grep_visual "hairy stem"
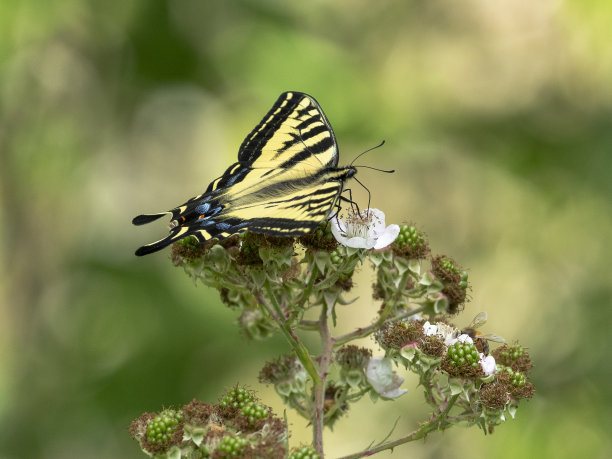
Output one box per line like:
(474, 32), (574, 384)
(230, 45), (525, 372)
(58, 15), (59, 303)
(313, 303), (334, 457)
(337, 394), (459, 459)
(333, 305), (425, 348)
(259, 283), (322, 385)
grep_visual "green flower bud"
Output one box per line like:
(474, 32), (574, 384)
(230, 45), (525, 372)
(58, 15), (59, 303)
(392, 225), (430, 259)
(288, 446), (321, 459)
(145, 409), (182, 447)
(216, 435), (248, 456)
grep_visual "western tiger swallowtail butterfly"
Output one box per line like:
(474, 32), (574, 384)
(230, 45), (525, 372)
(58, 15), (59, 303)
(132, 91), (358, 256)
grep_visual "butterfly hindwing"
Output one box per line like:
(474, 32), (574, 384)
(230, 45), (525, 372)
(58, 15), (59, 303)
(133, 91), (356, 256)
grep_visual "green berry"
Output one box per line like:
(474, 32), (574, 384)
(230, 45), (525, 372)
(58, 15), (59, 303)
(145, 409), (182, 445)
(240, 400), (268, 423)
(447, 341), (480, 368)
(396, 225), (427, 252)
(288, 446), (321, 459)
(221, 387), (256, 410)
(216, 435), (248, 456)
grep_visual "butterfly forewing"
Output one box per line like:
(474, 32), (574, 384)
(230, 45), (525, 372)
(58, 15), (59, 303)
(133, 91), (355, 256)
(238, 92), (339, 170)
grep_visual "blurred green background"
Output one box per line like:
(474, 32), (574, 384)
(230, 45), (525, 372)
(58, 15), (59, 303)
(1, 1), (610, 458)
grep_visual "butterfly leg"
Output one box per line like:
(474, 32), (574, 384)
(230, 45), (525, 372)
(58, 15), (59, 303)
(352, 176), (371, 217)
(340, 188), (361, 215)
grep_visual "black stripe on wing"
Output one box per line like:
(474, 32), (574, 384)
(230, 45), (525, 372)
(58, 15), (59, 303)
(238, 92), (305, 164)
(205, 162), (250, 193)
(276, 136), (336, 170)
(277, 123), (330, 155)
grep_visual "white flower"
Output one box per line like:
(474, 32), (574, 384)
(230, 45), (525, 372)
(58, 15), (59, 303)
(480, 355), (497, 376)
(449, 333), (474, 346)
(366, 357), (407, 399)
(331, 208), (399, 250)
(435, 322), (461, 346)
(422, 321), (462, 345)
(423, 321), (438, 336)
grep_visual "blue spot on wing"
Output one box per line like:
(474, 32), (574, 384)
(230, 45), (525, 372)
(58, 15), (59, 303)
(216, 222), (231, 230)
(195, 203), (210, 215)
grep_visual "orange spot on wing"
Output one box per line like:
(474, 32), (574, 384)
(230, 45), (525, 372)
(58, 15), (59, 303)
(198, 215), (205, 220)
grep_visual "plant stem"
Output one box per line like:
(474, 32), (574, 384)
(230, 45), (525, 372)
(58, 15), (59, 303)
(337, 394), (459, 459)
(259, 283), (322, 386)
(333, 306), (425, 348)
(313, 303), (334, 457)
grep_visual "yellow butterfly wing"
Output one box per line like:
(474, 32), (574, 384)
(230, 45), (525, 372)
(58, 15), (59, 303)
(133, 92), (355, 256)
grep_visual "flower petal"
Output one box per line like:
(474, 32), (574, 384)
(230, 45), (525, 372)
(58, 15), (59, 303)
(364, 208), (386, 236)
(366, 357), (407, 399)
(480, 355), (497, 376)
(344, 236), (376, 249)
(373, 224), (400, 249)
(423, 321), (438, 336)
(329, 215), (346, 236)
(330, 219), (348, 243)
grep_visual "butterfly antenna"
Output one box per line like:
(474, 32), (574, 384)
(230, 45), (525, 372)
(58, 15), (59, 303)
(352, 165), (395, 173)
(349, 140), (386, 167)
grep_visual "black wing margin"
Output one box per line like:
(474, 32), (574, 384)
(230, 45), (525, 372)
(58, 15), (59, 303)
(237, 91), (338, 169)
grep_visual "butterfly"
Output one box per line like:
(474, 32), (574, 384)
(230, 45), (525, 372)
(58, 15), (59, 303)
(132, 91), (357, 256)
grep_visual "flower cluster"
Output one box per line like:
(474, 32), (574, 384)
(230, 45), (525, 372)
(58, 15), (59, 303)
(132, 208), (535, 457)
(375, 316), (534, 431)
(220, 386), (269, 425)
(129, 387), (286, 458)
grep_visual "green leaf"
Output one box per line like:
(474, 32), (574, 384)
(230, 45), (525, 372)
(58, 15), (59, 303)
(393, 272), (405, 289)
(344, 246), (361, 258)
(250, 268), (266, 289)
(207, 244), (229, 272)
(394, 257), (411, 276)
(400, 345), (417, 361)
(369, 251), (385, 267)
(276, 381), (293, 397)
(259, 246), (293, 270)
(433, 294), (449, 314)
(184, 426), (206, 446)
(419, 271), (435, 286)
(426, 280), (444, 294)
(314, 251), (330, 274)
(449, 378), (463, 395)
(345, 369), (364, 389)
(166, 446), (182, 459)
(323, 290), (339, 311)
(408, 259), (421, 275)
